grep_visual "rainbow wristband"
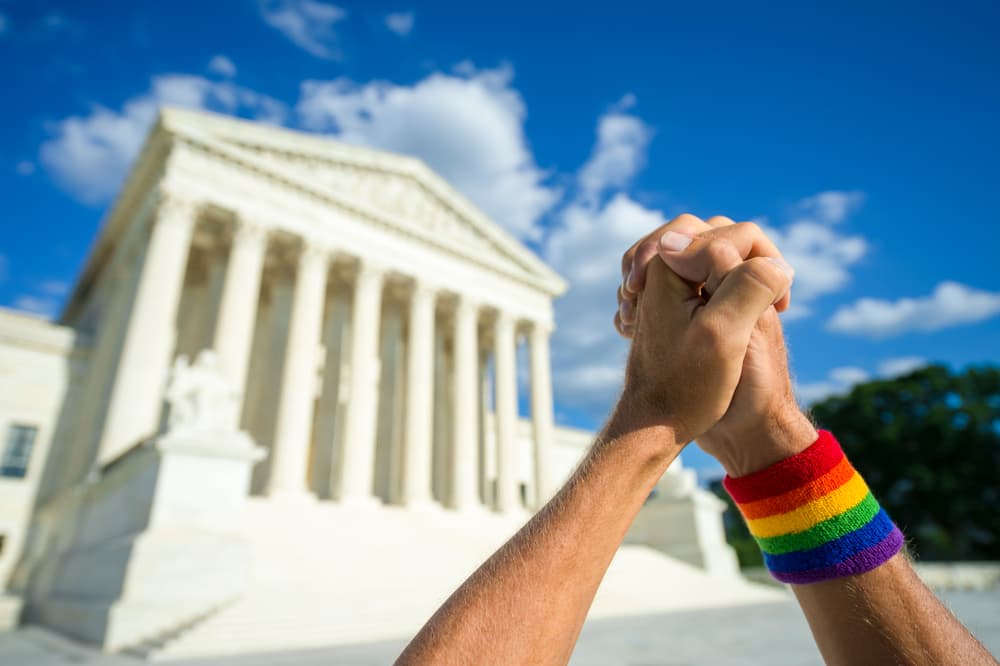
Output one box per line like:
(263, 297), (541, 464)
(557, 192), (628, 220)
(723, 430), (904, 584)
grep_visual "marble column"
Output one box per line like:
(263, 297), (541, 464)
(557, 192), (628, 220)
(336, 262), (386, 503)
(400, 280), (437, 507)
(266, 244), (329, 497)
(97, 192), (197, 466)
(530, 322), (556, 508)
(493, 312), (519, 512)
(213, 218), (267, 421)
(449, 296), (480, 510)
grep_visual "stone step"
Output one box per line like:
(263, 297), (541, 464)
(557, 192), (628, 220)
(134, 504), (781, 660)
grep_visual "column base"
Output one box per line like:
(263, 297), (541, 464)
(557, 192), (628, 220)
(336, 494), (384, 510)
(449, 501), (493, 517)
(264, 489), (318, 504)
(400, 498), (442, 512)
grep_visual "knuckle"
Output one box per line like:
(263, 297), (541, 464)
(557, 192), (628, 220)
(706, 215), (735, 227)
(737, 257), (785, 294)
(737, 221), (764, 238)
(692, 314), (727, 350)
(671, 213), (704, 226)
(704, 237), (740, 264)
(621, 250), (634, 277)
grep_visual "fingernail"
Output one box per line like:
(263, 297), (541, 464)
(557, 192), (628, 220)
(766, 257), (795, 281)
(660, 231), (693, 252)
(624, 267), (635, 293)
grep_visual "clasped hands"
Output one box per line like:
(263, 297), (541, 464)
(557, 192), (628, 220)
(614, 214), (818, 477)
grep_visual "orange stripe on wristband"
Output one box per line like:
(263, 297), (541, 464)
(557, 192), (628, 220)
(738, 455), (856, 520)
(744, 471), (871, 538)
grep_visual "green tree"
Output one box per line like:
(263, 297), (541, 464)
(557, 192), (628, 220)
(810, 364), (1000, 561)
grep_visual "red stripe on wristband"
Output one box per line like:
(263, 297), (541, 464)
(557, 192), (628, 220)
(723, 430), (843, 503)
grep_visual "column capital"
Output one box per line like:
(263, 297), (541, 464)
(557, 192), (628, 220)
(355, 259), (387, 287)
(494, 309), (516, 328)
(299, 241), (333, 265)
(530, 320), (554, 338)
(409, 277), (439, 302)
(232, 215), (269, 246)
(155, 190), (200, 229)
(454, 293), (480, 314)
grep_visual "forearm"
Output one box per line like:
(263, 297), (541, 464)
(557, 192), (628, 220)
(396, 405), (681, 666)
(793, 552), (996, 665)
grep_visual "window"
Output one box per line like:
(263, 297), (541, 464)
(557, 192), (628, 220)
(1, 424), (38, 479)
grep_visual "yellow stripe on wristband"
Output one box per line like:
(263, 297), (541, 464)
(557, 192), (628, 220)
(743, 471), (870, 538)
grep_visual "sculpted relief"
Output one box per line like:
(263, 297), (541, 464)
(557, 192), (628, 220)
(165, 349), (240, 435)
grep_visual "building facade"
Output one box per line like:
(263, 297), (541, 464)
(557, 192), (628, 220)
(0, 108), (745, 657)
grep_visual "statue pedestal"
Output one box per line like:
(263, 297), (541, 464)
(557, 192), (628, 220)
(24, 428), (265, 651)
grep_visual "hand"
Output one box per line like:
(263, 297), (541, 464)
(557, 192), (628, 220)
(621, 223), (794, 448)
(618, 215), (817, 476)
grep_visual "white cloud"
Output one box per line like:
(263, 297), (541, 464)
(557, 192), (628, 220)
(297, 65), (559, 239)
(385, 11), (414, 36)
(828, 281), (1000, 338)
(796, 365), (869, 405)
(795, 380), (844, 406)
(259, 0), (346, 59)
(794, 190), (865, 225)
(13, 295), (60, 319)
(828, 366), (869, 386)
(762, 218), (867, 318)
(9, 280), (72, 320)
(38, 280), (70, 297)
(208, 55), (237, 77)
(797, 357), (933, 406)
(877, 356), (926, 378)
(40, 74), (288, 204)
(16, 161), (34, 175)
(576, 99), (652, 205)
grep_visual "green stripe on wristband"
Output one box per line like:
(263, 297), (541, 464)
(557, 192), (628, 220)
(756, 492), (880, 555)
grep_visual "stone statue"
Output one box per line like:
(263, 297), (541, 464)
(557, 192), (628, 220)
(165, 349), (240, 435)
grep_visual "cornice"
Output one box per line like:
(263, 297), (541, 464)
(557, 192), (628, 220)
(0, 308), (91, 356)
(169, 125), (566, 298)
(159, 106), (567, 296)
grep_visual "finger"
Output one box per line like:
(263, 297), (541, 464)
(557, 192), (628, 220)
(658, 221), (794, 312)
(613, 310), (631, 339)
(624, 214), (712, 295)
(617, 283), (638, 324)
(619, 293), (637, 326)
(665, 237), (744, 300)
(704, 215), (736, 229)
(616, 308), (636, 338)
(637, 257), (703, 331)
(697, 257), (794, 349)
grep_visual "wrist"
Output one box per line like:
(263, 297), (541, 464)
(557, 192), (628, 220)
(708, 406), (818, 478)
(603, 395), (685, 463)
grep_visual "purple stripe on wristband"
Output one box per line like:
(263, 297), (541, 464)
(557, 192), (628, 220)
(772, 527), (904, 585)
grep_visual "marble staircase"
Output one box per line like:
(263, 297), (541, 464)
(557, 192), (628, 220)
(128, 497), (781, 660)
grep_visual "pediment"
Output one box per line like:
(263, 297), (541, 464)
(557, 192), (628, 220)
(160, 107), (566, 296)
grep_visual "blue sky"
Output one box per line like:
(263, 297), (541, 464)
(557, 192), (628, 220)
(1, 1), (998, 478)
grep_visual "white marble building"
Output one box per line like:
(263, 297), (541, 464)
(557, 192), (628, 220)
(0, 108), (752, 658)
